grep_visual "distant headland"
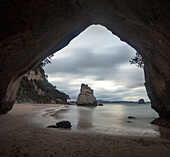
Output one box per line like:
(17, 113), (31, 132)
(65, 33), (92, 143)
(97, 100), (150, 104)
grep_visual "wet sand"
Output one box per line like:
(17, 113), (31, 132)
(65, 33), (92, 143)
(0, 103), (170, 157)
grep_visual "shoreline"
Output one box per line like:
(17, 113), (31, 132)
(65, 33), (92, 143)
(0, 103), (170, 156)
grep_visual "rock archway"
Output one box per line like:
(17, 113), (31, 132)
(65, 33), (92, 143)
(0, 1), (169, 121)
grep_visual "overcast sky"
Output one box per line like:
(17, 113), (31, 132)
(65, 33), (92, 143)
(44, 25), (149, 101)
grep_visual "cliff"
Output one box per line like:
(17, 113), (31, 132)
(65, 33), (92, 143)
(16, 66), (69, 104)
(76, 84), (97, 106)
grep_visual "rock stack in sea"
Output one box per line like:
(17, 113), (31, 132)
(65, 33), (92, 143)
(138, 99), (145, 104)
(76, 84), (97, 106)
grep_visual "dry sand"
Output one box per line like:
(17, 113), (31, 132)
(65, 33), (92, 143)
(0, 103), (170, 157)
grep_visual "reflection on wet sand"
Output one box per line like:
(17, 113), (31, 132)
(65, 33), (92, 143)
(77, 107), (94, 129)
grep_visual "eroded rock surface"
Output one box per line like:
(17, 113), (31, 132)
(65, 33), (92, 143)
(0, 0), (169, 123)
(76, 84), (97, 106)
(16, 66), (68, 104)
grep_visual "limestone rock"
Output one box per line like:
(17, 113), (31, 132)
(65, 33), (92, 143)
(138, 99), (145, 104)
(76, 84), (97, 106)
(26, 70), (43, 81)
(16, 66), (68, 104)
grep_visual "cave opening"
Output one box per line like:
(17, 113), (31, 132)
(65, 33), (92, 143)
(44, 24), (149, 103)
(0, 0), (169, 123)
(29, 24), (159, 132)
(1, 1), (170, 156)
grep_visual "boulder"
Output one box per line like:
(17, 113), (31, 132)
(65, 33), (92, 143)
(56, 121), (72, 128)
(138, 99), (145, 104)
(128, 116), (137, 119)
(76, 84), (97, 106)
(98, 103), (104, 106)
(47, 121), (72, 129)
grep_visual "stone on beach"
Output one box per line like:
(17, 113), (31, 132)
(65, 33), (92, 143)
(47, 121), (72, 129)
(56, 121), (72, 128)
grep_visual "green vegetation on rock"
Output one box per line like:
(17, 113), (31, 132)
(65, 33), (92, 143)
(129, 52), (144, 68)
(16, 65), (69, 104)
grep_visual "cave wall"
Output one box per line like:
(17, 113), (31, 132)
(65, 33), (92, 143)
(0, 0), (170, 117)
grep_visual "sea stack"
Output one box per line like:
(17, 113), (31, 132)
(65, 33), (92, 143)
(76, 84), (97, 106)
(138, 99), (145, 104)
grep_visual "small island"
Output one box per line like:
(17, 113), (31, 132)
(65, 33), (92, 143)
(76, 84), (97, 106)
(138, 99), (145, 104)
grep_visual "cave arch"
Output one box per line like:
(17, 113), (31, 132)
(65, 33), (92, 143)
(0, 1), (169, 121)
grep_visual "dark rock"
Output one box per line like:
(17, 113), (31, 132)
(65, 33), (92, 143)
(151, 118), (170, 128)
(128, 116), (137, 119)
(47, 125), (57, 128)
(126, 121), (133, 123)
(138, 99), (145, 104)
(56, 121), (72, 128)
(98, 103), (104, 106)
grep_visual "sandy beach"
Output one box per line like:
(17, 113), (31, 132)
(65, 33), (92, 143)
(0, 103), (170, 157)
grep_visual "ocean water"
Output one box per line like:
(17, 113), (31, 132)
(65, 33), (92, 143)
(40, 103), (170, 137)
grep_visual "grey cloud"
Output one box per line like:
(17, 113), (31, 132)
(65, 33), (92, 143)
(45, 44), (135, 76)
(117, 68), (145, 89)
